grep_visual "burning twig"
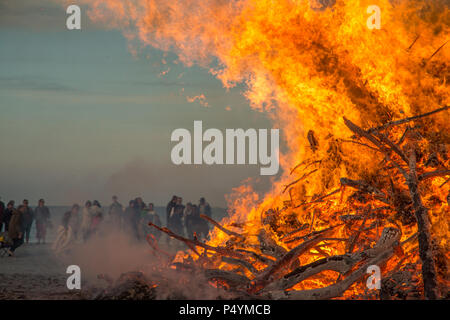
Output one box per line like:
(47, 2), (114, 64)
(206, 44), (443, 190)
(307, 130), (319, 152)
(340, 139), (381, 152)
(418, 169), (450, 181)
(283, 169), (318, 193)
(346, 206), (371, 253)
(406, 34), (421, 51)
(222, 256), (258, 274)
(367, 105), (449, 133)
(148, 222), (246, 260)
(200, 214), (244, 239)
(424, 40), (448, 64)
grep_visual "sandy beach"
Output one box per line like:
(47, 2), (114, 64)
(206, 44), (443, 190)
(0, 243), (82, 299)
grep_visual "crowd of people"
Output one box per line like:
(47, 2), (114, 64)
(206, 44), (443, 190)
(0, 195), (212, 256)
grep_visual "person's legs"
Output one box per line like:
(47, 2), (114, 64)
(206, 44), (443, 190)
(8, 238), (24, 255)
(36, 222), (42, 244)
(41, 224), (47, 244)
(25, 224), (31, 243)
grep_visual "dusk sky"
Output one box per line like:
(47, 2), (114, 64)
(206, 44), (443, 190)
(0, 0), (277, 207)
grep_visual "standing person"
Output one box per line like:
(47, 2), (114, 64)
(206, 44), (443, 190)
(125, 200), (140, 240)
(80, 200), (92, 242)
(186, 204), (209, 239)
(0, 197), (5, 232)
(108, 195), (123, 228)
(165, 195), (177, 245)
(22, 199), (34, 244)
(68, 204), (80, 240)
(184, 202), (195, 238)
(6, 205), (25, 256)
(166, 196), (177, 226)
(141, 203), (161, 240)
(34, 199), (51, 244)
(135, 197), (145, 211)
(198, 197), (212, 218)
(90, 200), (103, 237)
(170, 197), (185, 237)
(4, 201), (15, 232)
(52, 206), (77, 255)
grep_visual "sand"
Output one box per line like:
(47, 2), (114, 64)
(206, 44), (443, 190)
(0, 243), (81, 299)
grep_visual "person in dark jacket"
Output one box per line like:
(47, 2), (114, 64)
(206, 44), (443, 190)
(0, 197), (5, 232)
(125, 200), (140, 240)
(34, 199), (51, 244)
(198, 197), (212, 218)
(3, 201), (15, 232)
(169, 197), (185, 237)
(165, 195), (178, 245)
(7, 205), (25, 256)
(185, 204), (209, 240)
(22, 199), (34, 244)
(108, 195), (123, 228)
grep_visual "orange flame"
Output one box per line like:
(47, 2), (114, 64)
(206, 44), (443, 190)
(79, 0), (449, 295)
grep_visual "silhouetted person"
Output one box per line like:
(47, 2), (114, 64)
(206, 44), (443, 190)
(166, 195), (177, 228)
(35, 199), (51, 244)
(7, 205), (25, 256)
(135, 197), (145, 211)
(125, 200), (140, 240)
(22, 199), (34, 244)
(4, 201), (15, 232)
(81, 200), (92, 242)
(108, 195), (123, 228)
(198, 197), (212, 218)
(141, 203), (162, 240)
(90, 200), (103, 237)
(186, 204), (209, 239)
(0, 197), (5, 232)
(68, 203), (80, 240)
(169, 197), (185, 237)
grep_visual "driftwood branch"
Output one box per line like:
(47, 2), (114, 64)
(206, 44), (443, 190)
(367, 105), (449, 133)
(200, 214), (244, 239)
(418, 169), (450, 181)
(406, 151), (438, 299)
(266, 227), (401, 299)
(148, 222), (246, 260)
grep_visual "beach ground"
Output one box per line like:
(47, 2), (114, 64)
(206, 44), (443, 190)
(0, 243), (81, 299)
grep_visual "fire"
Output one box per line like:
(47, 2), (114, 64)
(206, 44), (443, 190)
(79, 0), (449, 298)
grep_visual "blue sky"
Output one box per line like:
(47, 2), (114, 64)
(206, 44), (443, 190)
(0, 1), (274, 206)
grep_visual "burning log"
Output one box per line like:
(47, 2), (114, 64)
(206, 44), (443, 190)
(406, 150), (439, 299)
(204, 269), (251, 289)
(340, 177), (387, 202)
(257, 228), (288, 260)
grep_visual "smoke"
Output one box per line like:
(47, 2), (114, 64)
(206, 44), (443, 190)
(57, 220), (234, 299)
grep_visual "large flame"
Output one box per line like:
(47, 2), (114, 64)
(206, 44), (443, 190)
(79, 0), (449, 296)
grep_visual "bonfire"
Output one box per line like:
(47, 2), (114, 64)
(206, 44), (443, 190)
(81, 0), (449, 299)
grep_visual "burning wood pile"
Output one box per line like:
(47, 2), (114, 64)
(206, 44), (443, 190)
(79, 0), (449, 300)
(144, 107), (449, 300)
